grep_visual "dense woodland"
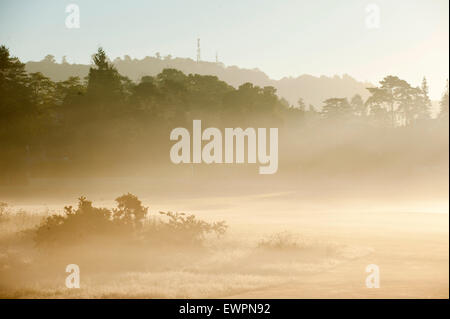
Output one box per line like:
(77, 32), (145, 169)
(0, 46), (449, 185)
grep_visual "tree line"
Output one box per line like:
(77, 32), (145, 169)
(0, 46), (448, 184)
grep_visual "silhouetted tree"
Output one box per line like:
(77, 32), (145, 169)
(439, 80), (449, 123)
(87, 47), (125, 105)
(366, 76), (426, 126)
(421, 77), (432, 119)
(297, 98), (306, 112)
(0, 46), (34, 184)
(350, 94), (365, 117)
(321, 98), (351, 120)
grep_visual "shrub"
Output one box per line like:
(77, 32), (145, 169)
(34, 194), (227, 248)
(34, 196), (119, 246)
(143, 211), (227, 246)
(113, 193), (148, 227)
(257, 231), (304, 250)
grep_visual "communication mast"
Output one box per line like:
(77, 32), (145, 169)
(196, 38), (201, 63)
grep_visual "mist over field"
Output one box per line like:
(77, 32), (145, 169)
(0, 0), (448, 299)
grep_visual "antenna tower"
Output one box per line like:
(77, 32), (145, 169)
(196, 38), (201, 62)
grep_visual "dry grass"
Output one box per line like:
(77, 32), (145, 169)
(0, 204), (374, 299)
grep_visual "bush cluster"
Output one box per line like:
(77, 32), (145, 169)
(34, 193), (227, 247)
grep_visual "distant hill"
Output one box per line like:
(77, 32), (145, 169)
(25, 55), (374, 108)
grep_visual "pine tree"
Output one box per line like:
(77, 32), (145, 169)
(439, 79), (449, 121)
(420, 77), (432, 119)
(297, 98), (306, 112)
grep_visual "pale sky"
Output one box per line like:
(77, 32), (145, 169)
(0, 0), (448, 99)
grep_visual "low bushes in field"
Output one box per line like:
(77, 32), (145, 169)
(143, 211), (227, 246)
(257, 231), (305, 250)
(34, 193), (227, 247)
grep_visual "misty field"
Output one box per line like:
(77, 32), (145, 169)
(0, 187), (447, 299)
(0, 0), (449, 302)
